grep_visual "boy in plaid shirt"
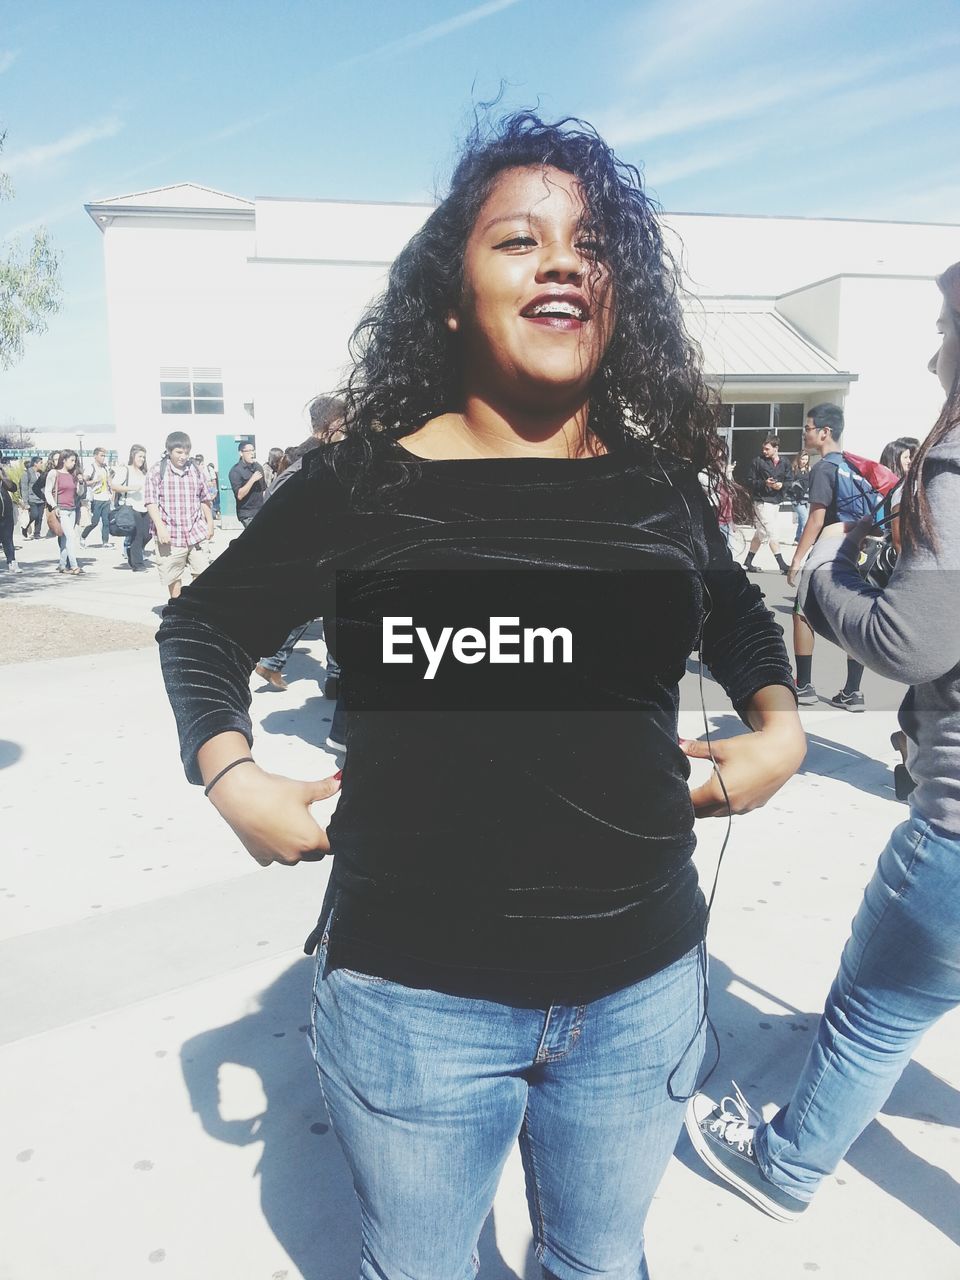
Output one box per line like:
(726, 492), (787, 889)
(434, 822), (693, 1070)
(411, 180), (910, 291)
(145, 431), (214, 599)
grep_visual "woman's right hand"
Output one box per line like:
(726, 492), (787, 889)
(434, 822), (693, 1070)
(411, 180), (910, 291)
(208, 762), (341, 867)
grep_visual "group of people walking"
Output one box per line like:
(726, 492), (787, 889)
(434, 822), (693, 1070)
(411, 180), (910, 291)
(150, 108), (960, 1278)
(0, 444), (153, 576)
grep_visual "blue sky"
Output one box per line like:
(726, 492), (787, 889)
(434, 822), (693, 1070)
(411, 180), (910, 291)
(1, 0), (958, 430)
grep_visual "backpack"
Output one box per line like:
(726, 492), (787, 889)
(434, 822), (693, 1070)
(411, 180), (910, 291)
(821, 451), (900, 527)
(158, 456), (200, 485)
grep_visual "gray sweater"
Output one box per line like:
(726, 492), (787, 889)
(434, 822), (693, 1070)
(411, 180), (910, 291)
(799, 429), (960, 834)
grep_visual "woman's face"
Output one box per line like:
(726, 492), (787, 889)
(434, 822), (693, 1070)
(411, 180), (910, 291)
(134, 450), (146, 468)
(451, 165), (615, 410)
(63, 454), (77, 472)
(929, 300), (959, 394)
(899, 448), (912, 475)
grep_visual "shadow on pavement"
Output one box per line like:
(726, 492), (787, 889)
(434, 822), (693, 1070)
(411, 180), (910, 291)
(0, 558), (95, 597)
(0, 739), (22, 768)
(676, 957), (960, 1245)
(259, 695), (334, 749)
(181, 958), (536, 1279)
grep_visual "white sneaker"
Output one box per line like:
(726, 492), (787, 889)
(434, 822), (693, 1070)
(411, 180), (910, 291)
(8, 561), (22, 574)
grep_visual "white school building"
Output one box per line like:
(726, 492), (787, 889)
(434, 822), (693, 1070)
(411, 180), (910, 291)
(85, 182), (956, 499)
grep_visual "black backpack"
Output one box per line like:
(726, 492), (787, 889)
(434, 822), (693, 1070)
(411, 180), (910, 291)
(159, 456), (201, 485)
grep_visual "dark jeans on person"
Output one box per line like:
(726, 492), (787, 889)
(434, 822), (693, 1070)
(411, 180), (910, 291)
(0, 511), (14, 565)
(260, 623), (310, 673)
(28, 501), (46, 538)
(82, 500), (111, 545)
(238, 509), (260, 529)
(125, 510), (151, 568)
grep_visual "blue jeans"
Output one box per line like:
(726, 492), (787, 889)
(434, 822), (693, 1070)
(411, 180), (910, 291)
(260, 623), (309, 672)
(794, 501), (810, 543)
(58, 509), (80, 569)
(311, 923), (705, 1279)
(756, 814), (960, 1201)
(82, 499), (111, 544)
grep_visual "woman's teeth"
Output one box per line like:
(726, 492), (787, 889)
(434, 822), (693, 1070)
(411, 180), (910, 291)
(528, 300), (585, 319)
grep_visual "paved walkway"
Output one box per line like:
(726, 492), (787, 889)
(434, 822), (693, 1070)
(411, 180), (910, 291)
(1, 533), (957, 1279)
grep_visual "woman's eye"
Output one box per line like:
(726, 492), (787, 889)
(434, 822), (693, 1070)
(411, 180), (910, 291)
(494, 235), (536, 249)
(577, 240), (604, 258)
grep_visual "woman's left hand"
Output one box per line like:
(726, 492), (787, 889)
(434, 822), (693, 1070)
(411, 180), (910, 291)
(683, 727), (806, 817)
(682, 684), (806, 818)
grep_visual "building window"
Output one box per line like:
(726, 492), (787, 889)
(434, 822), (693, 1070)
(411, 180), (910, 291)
(160, 366), (224, 415)
(721, 402), (805, 486)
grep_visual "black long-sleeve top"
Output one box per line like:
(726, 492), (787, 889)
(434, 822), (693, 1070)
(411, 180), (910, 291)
(158, 438), (794, 1005)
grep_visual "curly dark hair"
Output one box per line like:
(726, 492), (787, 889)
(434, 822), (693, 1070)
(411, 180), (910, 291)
(900, 261), (960, 552)
(331, 110), (734, 513)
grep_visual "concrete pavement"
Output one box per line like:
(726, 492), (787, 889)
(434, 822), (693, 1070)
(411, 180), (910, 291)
(1, 531), (957, 1279)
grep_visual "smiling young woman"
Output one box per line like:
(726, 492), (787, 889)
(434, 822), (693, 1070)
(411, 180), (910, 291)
(158, 112), (803, 1278)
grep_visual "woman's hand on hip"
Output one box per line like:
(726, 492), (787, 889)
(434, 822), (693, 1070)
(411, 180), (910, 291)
(683, 684), (805, 818)
(208, 762), (341, 867)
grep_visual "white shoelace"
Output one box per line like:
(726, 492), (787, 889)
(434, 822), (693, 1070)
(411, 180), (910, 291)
(708, 1081), (762, 1156)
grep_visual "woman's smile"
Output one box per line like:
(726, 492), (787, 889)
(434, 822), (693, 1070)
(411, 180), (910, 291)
(451, 165), (614, 407)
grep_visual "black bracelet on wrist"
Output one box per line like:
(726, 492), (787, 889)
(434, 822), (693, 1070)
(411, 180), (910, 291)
(203, 756), (255, 797)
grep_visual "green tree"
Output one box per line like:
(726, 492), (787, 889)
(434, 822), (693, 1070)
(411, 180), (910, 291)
(0, 130), (62, 370)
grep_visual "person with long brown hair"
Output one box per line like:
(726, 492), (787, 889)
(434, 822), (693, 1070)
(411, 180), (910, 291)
(687, 261), (960, 1222)
(157, 112), (803, 1275)
(788, 447), (812, 543)
(44, 449), (83, 574)
(111, 444), (150, 570)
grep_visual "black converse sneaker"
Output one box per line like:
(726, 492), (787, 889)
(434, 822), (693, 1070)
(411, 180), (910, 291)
(684, 1085), (807, 1223)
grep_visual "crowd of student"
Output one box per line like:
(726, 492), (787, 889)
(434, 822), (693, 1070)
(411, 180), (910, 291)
(0, 406), (343, 590)
(0, 443), (214, 579)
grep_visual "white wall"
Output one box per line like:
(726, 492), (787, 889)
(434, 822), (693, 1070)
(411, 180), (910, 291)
(775, 278), (843, 360)
(254, 197), (431, 264)
(102, 216), (256, 463)
(833, 276), (946, 457)
(667, 213), (958, 297)
(247, 259), (390, 444)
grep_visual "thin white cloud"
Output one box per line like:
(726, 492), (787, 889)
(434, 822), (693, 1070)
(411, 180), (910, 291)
(70, 1), (524, 187)
(600, 33), (960, 149)
(339, 0), (523, 70)
(625, 0), (770, 84)
(0, 197), (81, 242)
(644, 139), (760, 189)
(601, 84), (792, 150)
(638, 63), (960, 216)
(0, 49), (20, 74)
(202, 108), (285, 145)
(3, 118), (123, 176)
